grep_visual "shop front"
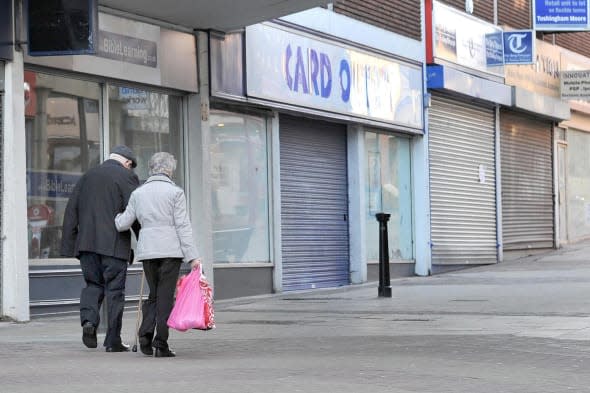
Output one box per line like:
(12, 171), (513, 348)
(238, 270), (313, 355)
(209, 11), (425, 296)
(557, 49), (590, 245)
(22, 12), (198, 315)
(499, 109), (555, 251)
(502, 40), (570, 255)
(426, 1), (511, 270)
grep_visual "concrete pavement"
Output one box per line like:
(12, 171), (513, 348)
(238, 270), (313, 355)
(2, 242), (590, 392)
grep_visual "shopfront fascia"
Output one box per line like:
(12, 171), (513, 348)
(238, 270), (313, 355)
(18, 12), (198, 316)
(209, 18), (426, 295)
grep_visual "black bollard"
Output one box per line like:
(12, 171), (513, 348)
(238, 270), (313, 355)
(376, 213), (392, 297)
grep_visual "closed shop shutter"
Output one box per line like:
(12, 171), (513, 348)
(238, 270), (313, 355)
(501, 110), (554, 250)
(280, 115), (349, 291)
(429, 94), (498, 265)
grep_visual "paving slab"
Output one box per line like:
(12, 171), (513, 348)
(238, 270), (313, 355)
(2, 242), (590, 392)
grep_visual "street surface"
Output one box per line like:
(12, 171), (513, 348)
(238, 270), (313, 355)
(2, 242), (590, 392)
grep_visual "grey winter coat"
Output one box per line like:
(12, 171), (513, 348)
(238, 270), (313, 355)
(115, 174), (199, 262)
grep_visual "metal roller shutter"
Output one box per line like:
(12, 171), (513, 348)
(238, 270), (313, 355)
(429, 94), (498, 265)
(500, 110), (554, 250)
(280, 115), (349, 291)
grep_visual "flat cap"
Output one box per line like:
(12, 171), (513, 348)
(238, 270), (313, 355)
(111, 145), (137, 168)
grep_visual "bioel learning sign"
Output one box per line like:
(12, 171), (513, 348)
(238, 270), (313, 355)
(245, 23), (423, 130)
(533, 0), (590, 31)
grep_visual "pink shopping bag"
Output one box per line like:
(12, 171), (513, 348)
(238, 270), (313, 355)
(167, 265), (215, 331)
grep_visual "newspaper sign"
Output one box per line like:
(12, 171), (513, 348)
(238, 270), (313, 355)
(561, 70), (590, 100)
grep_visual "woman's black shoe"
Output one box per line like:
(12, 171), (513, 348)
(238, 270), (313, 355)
(154, 348), (176, 358)
(138, 337), (153, 356)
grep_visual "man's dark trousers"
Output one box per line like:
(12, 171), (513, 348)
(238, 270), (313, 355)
(79, 252), (128, 347)
(138, 258), (181, 350)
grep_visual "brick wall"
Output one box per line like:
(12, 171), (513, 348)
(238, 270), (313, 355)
(438, 0), (494, 23)
(333, 0), (421, 40)
(332, 0), (590, 58)
(498, 0), (530, 29)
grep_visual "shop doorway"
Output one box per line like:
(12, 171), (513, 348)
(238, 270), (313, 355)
(556, 129), (568, 245)
(279, 115), (350, 291)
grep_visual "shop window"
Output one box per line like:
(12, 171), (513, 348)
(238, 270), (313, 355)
(567, 130), (590, 241)
(108, 86), (184, 186)
(210, 32), (244, 97)
(365, 131), (413, 261)
(25, 75), (186, 262)
(25, 71), (101, 260)
(210, 111), (270, 263)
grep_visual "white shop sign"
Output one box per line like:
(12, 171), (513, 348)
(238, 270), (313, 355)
(246, 23), (423, 129)
(432, 0), (504, 76)
(561, 70), (590, 100)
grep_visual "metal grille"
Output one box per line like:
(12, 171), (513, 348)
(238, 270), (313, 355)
(500, 110), (554, 251)
(429, 94), (498, 265)
(279, 115), (349, 291)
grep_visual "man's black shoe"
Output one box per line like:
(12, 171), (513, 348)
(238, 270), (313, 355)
(105, 342), (130, 352)
(138, 336), (153, 356)
(154, 348), (176, 358)
(82, 322), (97, 349)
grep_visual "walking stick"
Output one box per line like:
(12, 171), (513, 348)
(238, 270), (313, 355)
(131, 269), (145, 353)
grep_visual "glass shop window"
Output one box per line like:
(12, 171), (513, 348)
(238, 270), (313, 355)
(25, 71), (101, 260)
(210, 111), (270, 263)
(108, 85), (185, 186)
(365, 131), (413, 262)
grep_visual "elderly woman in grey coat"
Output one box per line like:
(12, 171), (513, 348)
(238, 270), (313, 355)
(115, 152), (200, 358)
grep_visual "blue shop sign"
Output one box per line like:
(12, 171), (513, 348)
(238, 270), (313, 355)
(503, 30), (534, 65)
(245, 23), (423, 130)
(485, 32), (504, 66)
(27, 171), (81, 199)
(534, 0), (590, 31)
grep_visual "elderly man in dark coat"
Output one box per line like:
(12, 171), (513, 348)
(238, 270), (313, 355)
(61, 145), (140, 352)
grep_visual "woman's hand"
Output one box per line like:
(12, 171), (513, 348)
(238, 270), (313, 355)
(190, 258), (202, 270)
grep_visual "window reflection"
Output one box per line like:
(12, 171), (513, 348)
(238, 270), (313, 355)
(365, 132), (413, 261)
(25, 71), (101, 259)
(108, 86), (184, 186)
(210, 111), (270, 263)
(567, 130), (590, 240)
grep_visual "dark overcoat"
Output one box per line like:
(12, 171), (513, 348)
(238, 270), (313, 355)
(61, 159), (140, 260)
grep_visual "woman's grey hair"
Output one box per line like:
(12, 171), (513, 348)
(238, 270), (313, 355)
(148, 152), (177, 177)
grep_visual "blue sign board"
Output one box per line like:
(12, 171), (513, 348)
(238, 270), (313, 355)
(503, 30), (534, 65)
(533, 0), (590, 31)
(485, 32), (504, 66)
